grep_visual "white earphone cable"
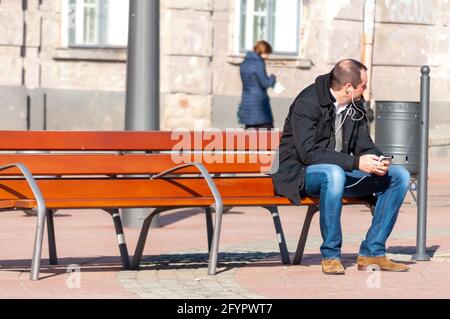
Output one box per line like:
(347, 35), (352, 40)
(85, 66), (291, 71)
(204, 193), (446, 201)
(345, 175), (368, 189)
(339, 90), (369, 189)
(334, 90), (365, 136)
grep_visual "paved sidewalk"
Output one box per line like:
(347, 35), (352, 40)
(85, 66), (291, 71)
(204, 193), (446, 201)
(1, 158), (450, 299)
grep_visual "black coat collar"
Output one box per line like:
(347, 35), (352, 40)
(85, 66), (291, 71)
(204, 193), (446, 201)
(314, 72), (335, 107)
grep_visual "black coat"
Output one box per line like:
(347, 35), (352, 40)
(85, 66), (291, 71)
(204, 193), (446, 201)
(271, 72), (383, 205)
(239, 52), (276, 125)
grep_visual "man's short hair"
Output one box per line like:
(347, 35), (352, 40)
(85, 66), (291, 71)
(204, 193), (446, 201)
(330, 59), (368, 90)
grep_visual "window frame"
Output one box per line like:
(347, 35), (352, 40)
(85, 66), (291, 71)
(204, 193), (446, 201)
(235, 0), (302, 56)
(62, 0), (129, 49)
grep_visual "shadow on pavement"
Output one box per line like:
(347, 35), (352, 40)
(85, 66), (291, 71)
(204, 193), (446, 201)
(386, 245), (440, 257)
(157, 207), (244, 227)
(1, 246), (431, 280)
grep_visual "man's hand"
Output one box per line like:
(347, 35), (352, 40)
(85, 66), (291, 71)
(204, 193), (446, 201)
(358, 154), (390, 176)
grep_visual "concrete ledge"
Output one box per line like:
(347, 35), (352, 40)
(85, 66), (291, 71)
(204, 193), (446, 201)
(53, 48), (127, 62)
(430, 126), (450, 147)
(226, 55), (313, 69)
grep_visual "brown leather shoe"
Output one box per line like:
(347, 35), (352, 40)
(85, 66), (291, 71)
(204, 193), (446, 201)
(321, 259), (345, 275)
(357, 256), (410, 272)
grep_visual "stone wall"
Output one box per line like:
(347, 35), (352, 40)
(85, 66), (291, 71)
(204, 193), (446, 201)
(371, 0), (450, 130)
(0, 0), (449, 132)
(161, 0), (214, 130)
(211, 0), (450, 130)
(0, 0), (128, 130)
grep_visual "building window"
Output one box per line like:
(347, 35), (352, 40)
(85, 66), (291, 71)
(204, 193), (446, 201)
(64, 0), (129, 48)
(238, 0), (301, 55)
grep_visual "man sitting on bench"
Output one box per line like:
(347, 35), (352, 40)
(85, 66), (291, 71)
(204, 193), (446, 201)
(272, 59), (411, 275)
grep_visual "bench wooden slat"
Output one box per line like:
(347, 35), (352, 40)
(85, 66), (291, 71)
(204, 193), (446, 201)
(0, 177), (376, 201)
(11, 196), (370, 210)
(0, 131), (281, 151)
(0, 154), (274, 175)
(0, 199), (16, 209)
(0, 177), (279, 199)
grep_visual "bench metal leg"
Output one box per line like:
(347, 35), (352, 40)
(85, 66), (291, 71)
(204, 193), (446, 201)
(263, 206), (290, 264)
(293, 205), (319, 265)
(106, 209), (130, 269)
(46, 209), (58, 265)
(205, 207), (214, 253)
(30, 205), (46, 281)
(208, 203), (223, 275)
(130, 208), (168, 270)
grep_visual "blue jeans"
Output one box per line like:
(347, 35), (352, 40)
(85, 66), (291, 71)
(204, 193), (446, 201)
(303, 164), (410, 260)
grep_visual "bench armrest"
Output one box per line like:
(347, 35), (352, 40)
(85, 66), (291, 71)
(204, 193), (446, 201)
(149, 162), (224, 275)
(0, 163), (46, 212)
(150, 162), (223, 212)
(0, 163), (48, 281)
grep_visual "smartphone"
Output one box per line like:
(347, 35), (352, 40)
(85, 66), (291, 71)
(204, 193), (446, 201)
(378, 155), (392, 163)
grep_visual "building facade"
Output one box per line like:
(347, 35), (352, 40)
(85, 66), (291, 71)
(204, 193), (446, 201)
(0, 0), (449, 149)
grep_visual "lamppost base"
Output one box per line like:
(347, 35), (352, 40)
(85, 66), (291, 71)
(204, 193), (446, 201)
(412, 253), (431, 261)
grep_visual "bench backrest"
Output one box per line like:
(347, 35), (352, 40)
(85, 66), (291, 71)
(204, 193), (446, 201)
(0, 130), (373, 206)
(0, 130), (281, 176)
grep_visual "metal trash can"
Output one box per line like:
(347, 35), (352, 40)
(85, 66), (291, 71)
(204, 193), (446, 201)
(375, 101), (421, 176)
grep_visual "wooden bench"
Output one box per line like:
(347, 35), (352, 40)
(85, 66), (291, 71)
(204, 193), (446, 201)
(0, 130), (374, 280)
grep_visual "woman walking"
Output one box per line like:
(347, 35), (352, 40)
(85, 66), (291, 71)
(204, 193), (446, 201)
(238, 40), (277, 129)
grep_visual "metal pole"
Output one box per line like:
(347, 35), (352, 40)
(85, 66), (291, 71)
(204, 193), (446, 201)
(125, 0), (160, 131)
(412, 65), (431, 261)
(122, 0), (161, 228)
(362, 0), (375, 102)
(362, 0), (376, 134)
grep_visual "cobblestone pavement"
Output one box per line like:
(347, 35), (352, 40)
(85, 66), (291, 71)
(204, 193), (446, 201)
(119, 252), (267, 299)
(117, 224), (450, 298)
